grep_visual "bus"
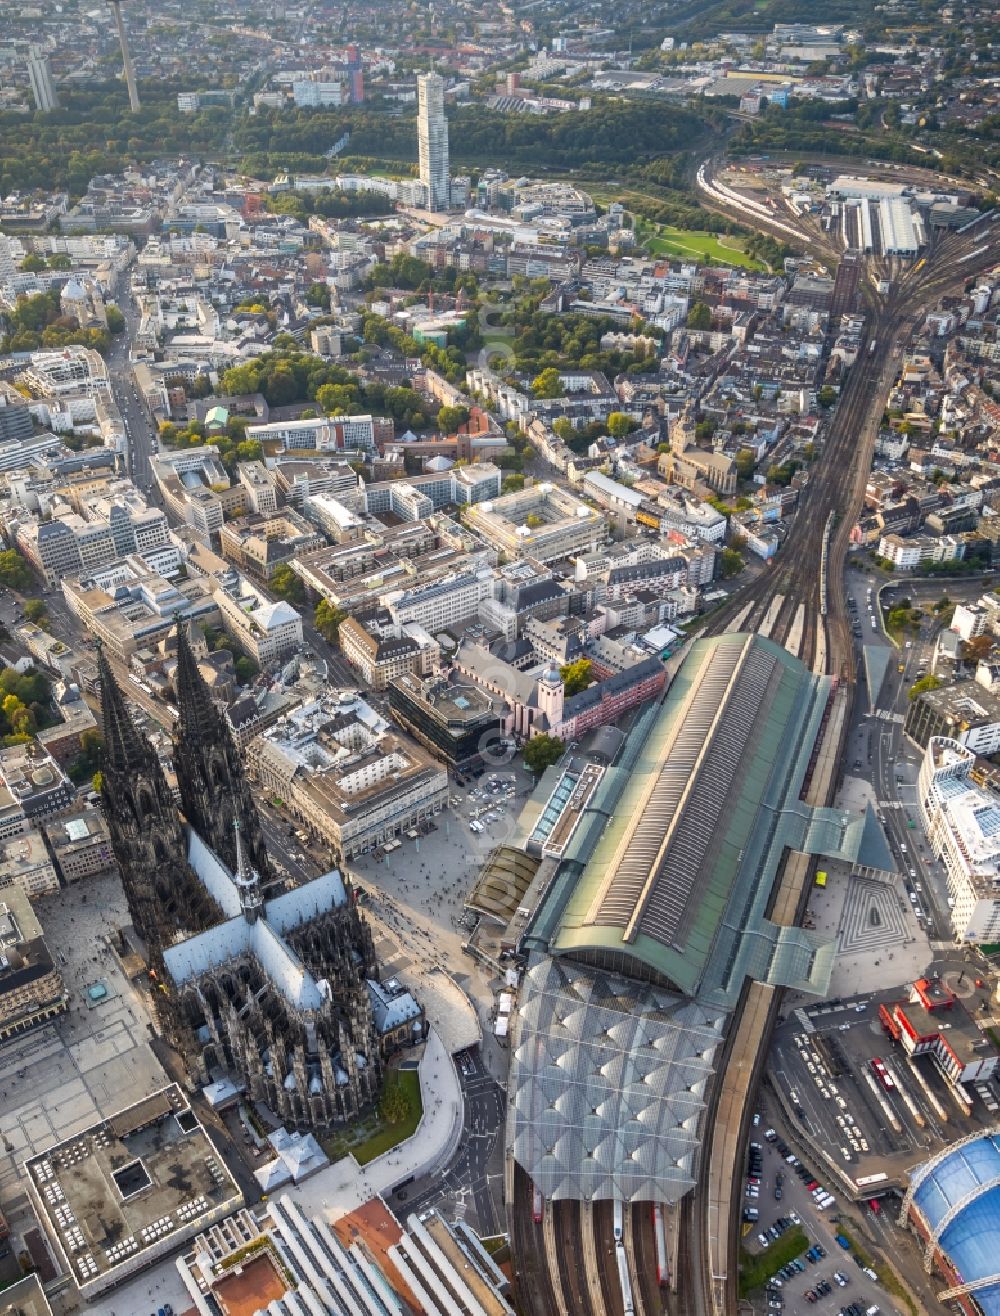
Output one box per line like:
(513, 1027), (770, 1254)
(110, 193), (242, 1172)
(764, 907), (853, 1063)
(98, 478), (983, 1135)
(871, 1058), (896, 1091)
(815, 871), (828, 888)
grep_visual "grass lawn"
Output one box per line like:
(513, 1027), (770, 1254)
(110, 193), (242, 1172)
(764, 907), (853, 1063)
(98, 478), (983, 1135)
(636, 218), (765, 269)
(321, 1069), (422, 1166)
(738, 1226), (808, 1296)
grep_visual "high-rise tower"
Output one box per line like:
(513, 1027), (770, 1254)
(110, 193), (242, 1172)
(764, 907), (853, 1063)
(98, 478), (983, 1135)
(26, 47), (58, 113)
(346, 45), (365, 105)
(107, 0), (141, 112)
(417, 72), (450, 213)
(172, 621), (274, 886)
(97, 645), (220, 956)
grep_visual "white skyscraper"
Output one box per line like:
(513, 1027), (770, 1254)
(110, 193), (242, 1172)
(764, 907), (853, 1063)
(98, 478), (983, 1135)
(27, 47), (59, 113)
(417, 72), (450, 213)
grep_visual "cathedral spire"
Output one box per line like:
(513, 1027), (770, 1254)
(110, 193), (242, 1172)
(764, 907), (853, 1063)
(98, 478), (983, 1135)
(233, 817), (263, 924)
(175, 618), (218, 741)
(172, 618), (274, 887)
(96, 641), (148, 773)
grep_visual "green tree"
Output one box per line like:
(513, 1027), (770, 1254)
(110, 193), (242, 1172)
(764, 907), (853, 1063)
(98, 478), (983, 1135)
(315, 599), (347, 645)
(525, 513), (543, 529)
(502, 474), (525, 494)
(687, 302), (712, 330)
(23, 598), (49, 627)
(105, 305), (125, 334)
(0, 550), (34, 592)
(270, 563), (306, 605)
(532, 367), (563, 399)
(908, 673), (943, 702)
(818, 385), (837, 408)
(606, 412), (635, 440)
(523, 733), (566, 776)
(92, 770), (103, 793)
(719, 547), (745, 579)
(552, 417), (574, 442)
(19, 253), (46, 272)
(68, 728), (103, 783)
(234, 655), (259, 685)
(437, 404), (470, 433)
(735, 449), (756, 480)
(560, 658), (593, 696)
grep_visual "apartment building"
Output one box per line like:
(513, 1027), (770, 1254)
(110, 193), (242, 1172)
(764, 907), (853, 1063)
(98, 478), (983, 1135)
(20, 346), (109, 399)
(237, 461), (278, 515)
(877, 532), (965, 570)
(271, 457), (360, 510)
(0, 743), (74, 822)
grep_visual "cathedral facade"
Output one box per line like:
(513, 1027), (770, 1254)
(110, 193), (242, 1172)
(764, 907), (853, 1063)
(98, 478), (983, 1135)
(98, 629), (417, 1133)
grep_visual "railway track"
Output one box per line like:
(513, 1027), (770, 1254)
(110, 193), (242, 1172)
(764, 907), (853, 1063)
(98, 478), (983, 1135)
(682, 223), (999, 1316)
(504, 211), (999, 1316)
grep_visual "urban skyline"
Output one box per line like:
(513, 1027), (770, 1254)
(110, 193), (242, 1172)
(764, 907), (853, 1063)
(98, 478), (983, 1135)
(0, 2), (997, 1313)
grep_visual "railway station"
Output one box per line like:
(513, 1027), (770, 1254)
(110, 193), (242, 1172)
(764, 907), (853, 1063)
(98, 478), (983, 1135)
(504, 632), (896, 1312)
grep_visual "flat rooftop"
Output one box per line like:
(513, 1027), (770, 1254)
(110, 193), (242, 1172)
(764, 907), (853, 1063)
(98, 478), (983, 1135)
(25, 1083), (242, 1296)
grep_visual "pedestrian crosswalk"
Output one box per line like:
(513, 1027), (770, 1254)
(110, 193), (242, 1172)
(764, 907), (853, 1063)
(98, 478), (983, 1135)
(871, 709), (904, 722)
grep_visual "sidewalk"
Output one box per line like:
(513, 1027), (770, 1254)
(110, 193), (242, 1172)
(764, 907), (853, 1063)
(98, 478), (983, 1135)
(290, 1028), (464, 1223)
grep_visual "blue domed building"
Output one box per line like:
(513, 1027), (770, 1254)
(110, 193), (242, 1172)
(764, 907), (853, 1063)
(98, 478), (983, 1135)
(906, 1132), (1000, 1314)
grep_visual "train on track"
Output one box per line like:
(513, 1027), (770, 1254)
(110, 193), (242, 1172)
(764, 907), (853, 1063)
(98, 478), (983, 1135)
(653, 1204), (668, 1286)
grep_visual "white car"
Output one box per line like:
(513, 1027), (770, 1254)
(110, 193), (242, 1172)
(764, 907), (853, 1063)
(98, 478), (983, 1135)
(757, 1234), (770, 1249)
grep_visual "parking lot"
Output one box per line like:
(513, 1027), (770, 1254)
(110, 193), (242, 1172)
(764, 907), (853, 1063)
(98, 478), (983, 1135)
(742, 1122), (901, 1316)
(771, 973), (1000, 1193)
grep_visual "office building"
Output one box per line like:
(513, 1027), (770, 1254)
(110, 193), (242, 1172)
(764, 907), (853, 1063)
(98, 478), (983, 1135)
(905, 679), (1000, 756)
(465, 483), (605, 564)
(0, 886), (66, 1041)
(417, 72), (450, 212)
(213, 575), (303, 670)
(177, 1197), (512, 1316)
(918, 737), (1000, 943)
(389, 671), (505, 771)
(0, 830), (59, 900)
(247, 694), (448, 860)
(339, 612), (439, 692)
(26, 47), (58, 113)
(44, 809), (113, 883)
(26, 1086), (241, 1300)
